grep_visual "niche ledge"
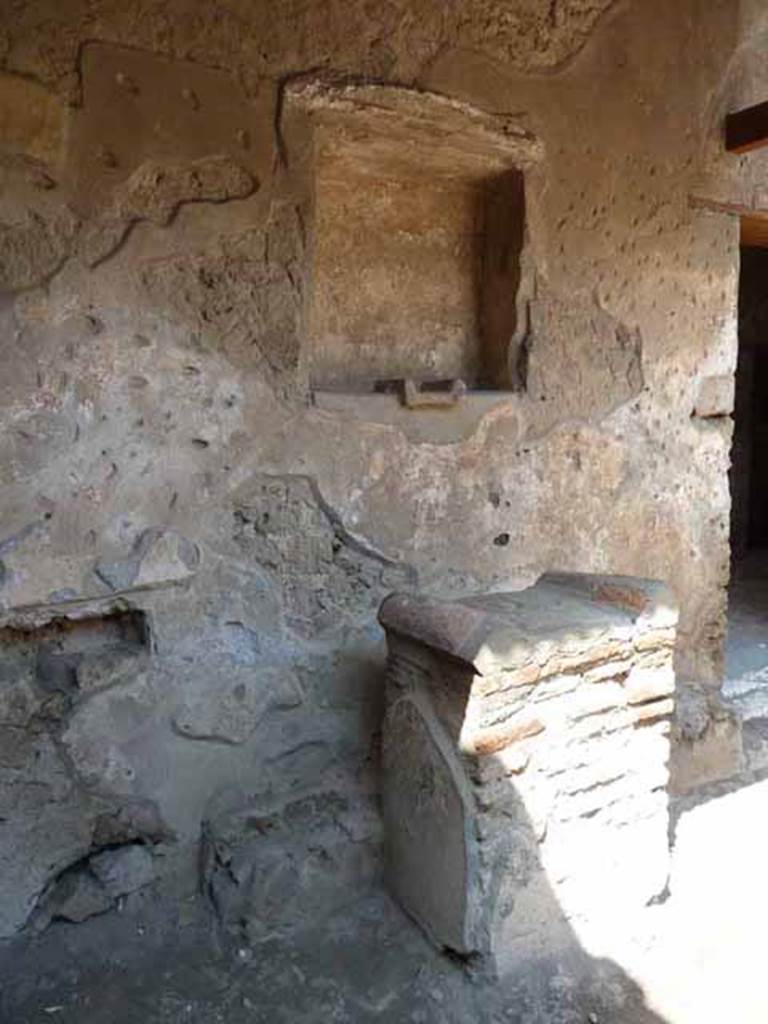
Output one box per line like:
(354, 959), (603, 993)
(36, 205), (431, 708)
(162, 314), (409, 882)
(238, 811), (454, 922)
(312, 388), (521, 444)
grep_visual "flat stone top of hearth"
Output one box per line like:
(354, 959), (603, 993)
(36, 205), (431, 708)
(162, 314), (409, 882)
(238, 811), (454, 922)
(378, 572), (678, 676)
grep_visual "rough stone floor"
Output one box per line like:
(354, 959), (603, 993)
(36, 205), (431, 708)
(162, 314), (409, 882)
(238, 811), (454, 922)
(0, 885), (661, 1024)
(2, 891), (471, 1024)
(4, 771), (768, 1024)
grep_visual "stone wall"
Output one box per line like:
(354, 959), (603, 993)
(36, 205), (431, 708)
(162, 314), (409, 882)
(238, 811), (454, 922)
(0, 0), (767, 938)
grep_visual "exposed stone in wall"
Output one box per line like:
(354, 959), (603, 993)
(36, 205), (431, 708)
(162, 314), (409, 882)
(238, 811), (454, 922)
(0, 183), (78, 291)
(670, 682), (745, 794)
(693, 374), (734, 419)
(80, 155), (257, 268)
(0, 609), (168, 936)
(59, 667), (158, 794)
(113, 155), (255, 226)
(0, 1), (619, 101)
(34, 843), (155, 927)
(0, 715), (98, 936)
(139, 202), (304, 381)
(453, 0), (617, 72)
(233, 474), (415, 638)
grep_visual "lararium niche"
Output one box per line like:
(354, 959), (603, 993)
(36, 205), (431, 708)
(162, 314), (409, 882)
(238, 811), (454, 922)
(284, 81), (543, 427)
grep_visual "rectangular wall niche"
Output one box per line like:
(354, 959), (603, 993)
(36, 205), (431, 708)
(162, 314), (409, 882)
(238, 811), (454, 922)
(288, 83), (541, 394)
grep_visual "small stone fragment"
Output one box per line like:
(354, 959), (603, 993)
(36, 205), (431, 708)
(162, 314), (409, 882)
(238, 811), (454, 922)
(43, 869), (112, 923)
(115, 71), (139, 94)
(93, 556), (138, 592)
(89, 844), (154, 898)
(133, 528), (200, 587)
(694, 374), (734, 418)
(95, 144), (118, 168)
(92, 800), (171, 847)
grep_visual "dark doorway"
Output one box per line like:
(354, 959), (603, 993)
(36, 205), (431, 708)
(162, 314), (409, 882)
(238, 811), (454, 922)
(730, 245), (768, 557)
(725, 234), (768, 698)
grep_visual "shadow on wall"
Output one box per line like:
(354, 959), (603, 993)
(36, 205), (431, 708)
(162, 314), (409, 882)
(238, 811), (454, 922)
(473, 168), (528, 390)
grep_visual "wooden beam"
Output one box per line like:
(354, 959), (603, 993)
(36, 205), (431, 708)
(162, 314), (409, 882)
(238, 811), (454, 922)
(726, 101), (768, 154)
(741, 213), (768, 248)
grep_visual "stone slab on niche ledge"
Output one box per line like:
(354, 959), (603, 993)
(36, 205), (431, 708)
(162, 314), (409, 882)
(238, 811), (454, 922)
(312, 389), (521, 444)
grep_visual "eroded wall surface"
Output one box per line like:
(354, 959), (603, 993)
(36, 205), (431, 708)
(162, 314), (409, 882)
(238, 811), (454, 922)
(0, 0), (766, 937)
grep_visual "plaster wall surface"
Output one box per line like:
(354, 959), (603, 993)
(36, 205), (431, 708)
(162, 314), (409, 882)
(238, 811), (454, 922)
(0, 0), (766, 939)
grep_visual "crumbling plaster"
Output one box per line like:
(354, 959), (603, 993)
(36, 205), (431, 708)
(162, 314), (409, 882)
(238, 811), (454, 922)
(0, 0), (765, 937)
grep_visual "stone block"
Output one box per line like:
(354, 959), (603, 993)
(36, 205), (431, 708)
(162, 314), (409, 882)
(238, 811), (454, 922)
(94, 528), (200, 593)
(669, 683), (744, 794)
(694, 374), (735, 418)
(172, 665), (302, 745)
(0, 790), (99, 936)
(60, 670), (156, 795)
(33, 842), (156, 929)
(201, 787), (380, 942)
(41, 869), (113, 924)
